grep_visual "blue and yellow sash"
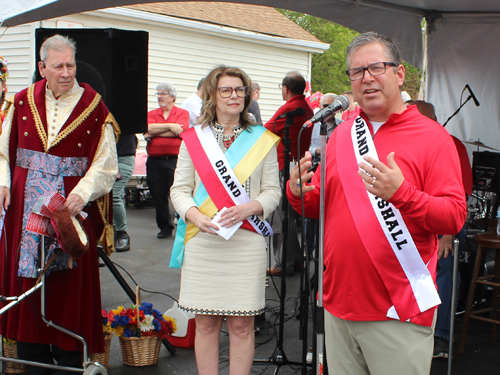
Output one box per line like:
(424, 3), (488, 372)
(170, 125), (279, 269)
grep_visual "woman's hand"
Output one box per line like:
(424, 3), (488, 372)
(186, 207), (219, 234)
(218, 201), (263, 228)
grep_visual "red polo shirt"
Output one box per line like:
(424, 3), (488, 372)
(146, 105), (189, 157)
(265, 95), (314, 170)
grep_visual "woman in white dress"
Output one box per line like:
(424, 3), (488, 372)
(170, 65), (281, 375)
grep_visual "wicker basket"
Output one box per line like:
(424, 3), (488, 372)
(119, 335), (161, 367)
(2, 342), (27, 374)
(90, 333), (112, 369)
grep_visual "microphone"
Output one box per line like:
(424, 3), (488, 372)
(303, 95), (350, 128)
(465, 84), (480, 107)
(277, 107), (305, 119)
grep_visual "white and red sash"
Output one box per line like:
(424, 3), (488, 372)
(190, 125), (273, 236)
(336, 115), (441, 323)
(170, 125), (279, 269)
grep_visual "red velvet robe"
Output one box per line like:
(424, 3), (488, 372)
(0, 79), (113, 354)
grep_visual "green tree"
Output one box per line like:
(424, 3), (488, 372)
(278, 9), (421, 98)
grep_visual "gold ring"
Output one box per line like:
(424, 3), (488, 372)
(372, 178), (376, 186)
(232, 217), (235, 223)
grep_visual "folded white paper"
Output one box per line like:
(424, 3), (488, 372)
(210, 207), (242, 240)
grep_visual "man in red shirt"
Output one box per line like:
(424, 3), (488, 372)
(265, 71), (314, 276)
(265, 71), (314, 170)
(288, 32), (466, 374)
(146, 83), (189, 238)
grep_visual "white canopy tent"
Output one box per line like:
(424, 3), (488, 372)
(1, 0), (500, 151)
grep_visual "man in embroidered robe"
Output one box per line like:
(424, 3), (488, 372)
(146, 82), (189, 239)
(0, 34), (118, 372)
(288, 32), (467, 374)
(265, 71), (314, 276)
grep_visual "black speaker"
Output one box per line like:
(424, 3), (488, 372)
(472, 151), (500, 194)
(35, 28), (148, 135)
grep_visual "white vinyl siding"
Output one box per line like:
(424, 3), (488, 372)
(0, 23), (37, 95)
(0, 7), (326, 149)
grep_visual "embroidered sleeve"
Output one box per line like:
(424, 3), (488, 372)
(0, 101), (14, 187)
(70, 124), (118, 203)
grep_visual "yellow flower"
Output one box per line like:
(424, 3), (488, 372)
(112, 306), (124, 315)
(163, 315), (178, 334)
(113, 326), (125, 337)
(103, 323), (112, 334)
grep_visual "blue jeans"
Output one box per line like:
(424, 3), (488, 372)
(435, 226), (465, 340)
(112, 155), (135, 232)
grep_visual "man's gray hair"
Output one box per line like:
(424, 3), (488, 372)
(251, 81), (260, 91)
(40, 34), (76, 62)
(320, 93), (336, 106)
(156, 82), (177, 101)
(346, 32), (401, 69)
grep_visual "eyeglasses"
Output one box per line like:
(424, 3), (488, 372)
(346, 62), (398, 81)
(156, 92), (169, 97)
(217, 86), (248, 98)
(322, 103), (330, 108)
(278, 83), (284, 89)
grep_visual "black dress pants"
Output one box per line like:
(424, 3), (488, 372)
(146, 156), (177, 232)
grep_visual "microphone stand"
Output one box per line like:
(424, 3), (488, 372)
(315, 119), (327, 374)
(254, 115), (302, 373)
(442, 94), (474, 128)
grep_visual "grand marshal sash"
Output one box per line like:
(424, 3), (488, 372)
(336, 115), (441, 322)
(170, 124), (279, 269)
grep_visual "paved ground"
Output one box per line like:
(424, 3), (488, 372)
(100, 206), (499, 375)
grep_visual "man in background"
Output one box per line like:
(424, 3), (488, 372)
(113, 134), (138, 252)
(146, 83), (189, 239)
(309, 93), (343, 158)
(248, 81), (262, 125)
(341, 90), (358, 121)
(181, 77), (205, 128)
(406, 99), (473, 359)
(265, 71), (314, 276)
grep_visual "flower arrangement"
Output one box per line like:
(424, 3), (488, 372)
(102, 302), (176, 340)
(2, 337), (16, 345)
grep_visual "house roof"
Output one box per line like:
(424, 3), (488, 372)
(126, 2), (321, 43)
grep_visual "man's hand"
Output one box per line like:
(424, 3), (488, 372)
(147, 123), (184, 137)
(65, 194), (85, 217)
(0, 186), (10, 214)
(168, 124), (183, 136)
(438, 235), (454, 260)
(358, 152), (404, 201)
(289, 151), (316, 197)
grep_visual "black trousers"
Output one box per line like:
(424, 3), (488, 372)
(17, 341), (82, 375)
(146, 156), (177, 231)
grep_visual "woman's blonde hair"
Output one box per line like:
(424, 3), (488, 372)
(198, 65), (255, 130)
